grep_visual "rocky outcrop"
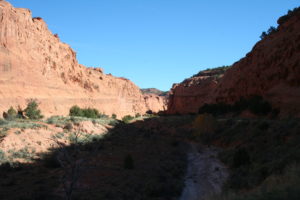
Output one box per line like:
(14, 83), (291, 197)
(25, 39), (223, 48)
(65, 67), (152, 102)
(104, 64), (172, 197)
(142, 88), (168, 113)
(143, 94), (167, 113)
(141, 88), (168, 96)
(211, 9), (300, 116)
(0, 1), (164, 117)
(167, 8), (300, 116)
(167, 68), (228, 114)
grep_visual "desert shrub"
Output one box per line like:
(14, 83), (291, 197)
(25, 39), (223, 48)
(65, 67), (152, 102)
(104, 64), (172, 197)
(9, 147), (33, 160)
(98, 113), (109, 118)
(108, 120), (118, 126)
(192, 65), (231, 78)
(111, 113), (117, 119)
(260, 31), (268, 40)
(214, 118), (300, 198)
(192, 114), (217, 143)
(277, 7), (300, 25)
(122, 115), (134, 123)
(260, 26), (277, 40)
(0, 149), (6, 161)
(4, 106), (18, 120)
(199, 96), (272, 116)
(0, 121), (45, 129)
(232, 96), (272, 115)
(217, 164), (300, 200)
(0, 128), (9, 139)
(63, 123), (73, 131)
(135, 113), (141, 118)
(123, 154), (134, 169)
(24, 100), (43, 119)
(69, 105), (83, 117)
(14, 130), (21, 135)
(82, 108), (99, 118)
(46, 116), (62, 124)
(69, 106), (103, 119)
(199, 103), (232, 116)
(267, 26), (277, 34)
(0, 119), (8, 125)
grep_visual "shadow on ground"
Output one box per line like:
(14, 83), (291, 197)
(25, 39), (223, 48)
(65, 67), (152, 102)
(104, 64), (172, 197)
(0, 116), (194, 200)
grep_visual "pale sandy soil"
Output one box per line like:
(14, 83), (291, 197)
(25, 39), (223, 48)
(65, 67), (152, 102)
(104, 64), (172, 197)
(180, 143), (228, 200)
(0, 121), (108, 163)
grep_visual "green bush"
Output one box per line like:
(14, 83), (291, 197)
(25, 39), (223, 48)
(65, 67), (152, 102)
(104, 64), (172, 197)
(6, 107), (17, 120)
(69, 105), (83, 117)
(24, 100), (43, 120)
(199, 95), (272, 116)
(69, 106), (102, 119)
(0, 119), (7, 125)
(111, 113), (117, 119)
(82, 108), (99, 118)
(277, 7), (300, 25)
(122, 115), (134, 123)
(260, 26), (277, 40)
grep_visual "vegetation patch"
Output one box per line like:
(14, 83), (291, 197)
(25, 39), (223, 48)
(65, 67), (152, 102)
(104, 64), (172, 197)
(122, 115), (135, 123)
(69, 105), (108, 119)
(201, 118), (300, 200)
(46, 115), (118, 127)
(199, 95), (274, 116)
(24, 99), (43, 120)
(277, 6), (300, 25)
(0, 119), (46, 129)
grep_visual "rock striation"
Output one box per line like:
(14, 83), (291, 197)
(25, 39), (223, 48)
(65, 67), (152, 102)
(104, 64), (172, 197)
(168, 8), (300, 116)
(0, 1), (165, 117)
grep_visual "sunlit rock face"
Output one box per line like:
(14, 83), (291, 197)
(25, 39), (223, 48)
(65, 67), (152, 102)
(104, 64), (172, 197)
(0, 1), (165, 117)
(168, 9), (300, 116)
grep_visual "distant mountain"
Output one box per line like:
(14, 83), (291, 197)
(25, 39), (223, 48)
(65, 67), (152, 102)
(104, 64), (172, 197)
(141, 88), (169, 96)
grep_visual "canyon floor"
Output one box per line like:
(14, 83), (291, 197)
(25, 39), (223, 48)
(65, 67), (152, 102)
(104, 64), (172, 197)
(0, 114), (299, 200)
(180, 143), (228, 200)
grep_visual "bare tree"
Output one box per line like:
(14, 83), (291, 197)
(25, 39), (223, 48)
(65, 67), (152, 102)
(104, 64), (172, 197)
(51, 128), (101, 200)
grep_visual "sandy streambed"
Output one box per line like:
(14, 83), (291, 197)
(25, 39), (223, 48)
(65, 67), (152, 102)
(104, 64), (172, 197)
(180, 143), (228, 200)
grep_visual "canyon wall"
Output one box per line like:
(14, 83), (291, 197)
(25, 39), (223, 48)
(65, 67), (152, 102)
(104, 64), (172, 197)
(167, 69), (226, 114)
(0, 1), (165, 118)
(168, 9), (300, 116)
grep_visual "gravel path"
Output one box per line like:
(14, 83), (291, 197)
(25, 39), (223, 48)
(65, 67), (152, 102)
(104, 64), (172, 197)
(180, 143), (228, 200)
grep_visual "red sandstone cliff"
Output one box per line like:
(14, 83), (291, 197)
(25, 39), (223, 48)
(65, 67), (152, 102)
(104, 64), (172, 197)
(142, 88), (168, 113)
(143, 94), (167, 113)
(168, 8), (300, 116)
(0, 1), (165, 117)
(167, 68), (228, 114)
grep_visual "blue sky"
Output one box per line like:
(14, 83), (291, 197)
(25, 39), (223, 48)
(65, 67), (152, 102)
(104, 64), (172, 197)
(7, 0), (300, 91)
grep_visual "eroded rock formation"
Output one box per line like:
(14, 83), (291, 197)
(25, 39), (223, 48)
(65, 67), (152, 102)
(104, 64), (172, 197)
(168, 8), (300, 116)
(167, 68), (228, 114)
(0, 1), (165, 117)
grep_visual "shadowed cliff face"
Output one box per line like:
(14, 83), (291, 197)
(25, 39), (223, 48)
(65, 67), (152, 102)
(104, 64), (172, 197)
(167, 68), (227, 114)
(168, 9), (300, 116)
(0, 1), (166, 117)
